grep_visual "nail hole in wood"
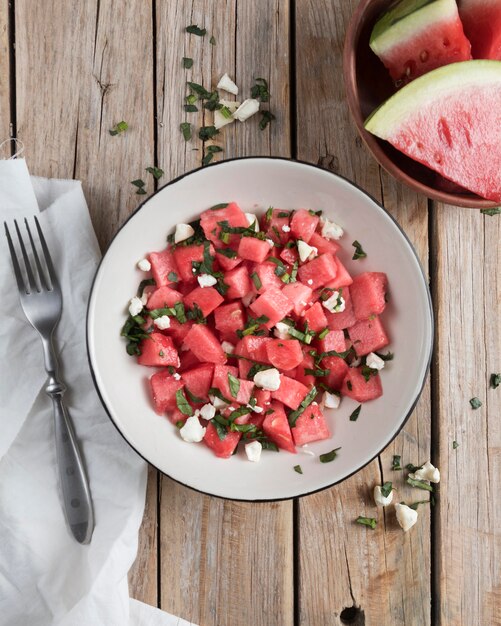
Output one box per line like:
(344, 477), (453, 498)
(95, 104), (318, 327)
(340, 606), (365, 625)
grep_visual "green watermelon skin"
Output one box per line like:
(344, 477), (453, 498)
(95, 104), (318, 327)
(370, 0), (472, 85)
(365, 61), (501, 202)
(459, 0), (501, 60)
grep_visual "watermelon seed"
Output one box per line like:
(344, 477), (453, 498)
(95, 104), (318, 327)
(420, 50), (429, 63)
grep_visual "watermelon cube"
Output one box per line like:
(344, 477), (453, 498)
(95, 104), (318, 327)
(149, 371), (184, 414)
(324, 286), (357, 330)
(214, 302), (246, 338)
(216, 250), (242, 271)
(350, 272), (388, 320)
(146, 286), (184, 310)
(200, 202), (249, 248)
(234, 336), (273, 363)
(184, 286), (224, 317)
(248, 413), (266, 430)
(298, 253), (338, 289)
(173, 243), (215, 282)
(316, 329), (346, 354)
(183, 324), (227, 364)
(291, 403), (331, 446)
(280, 246), (299, 266)
(295, 353), (316, 387)
(290, 209), (319, 243)
(167, 408), (189, 426)
(225, 266), (252, 300)
(250, 288), (294, 328)
(253, 388), (272, 410)
(325, 257), (353, 289)
(238, 359), (252, 379)
(271, 376), (309, 410)
(323, 357), (349, 390)
(212, 364), (254, 405)
(309, 232), (340, 256)
(282, 281), (313, 316)
(203, 422), (242, 458)
(149, 249), (179, 287)
(178, 350), (201, 372)
(166, 318), (194, 343)
(302, 302), (328, 332)
(251, 261), (284, 294)
(182, 363), (214, 401)
(137, 333), (180, 367)
(262, 209), (291, 245)
(348, 316), (389, 357)
(263, 402), (296, 453)
(265, 339), (304, 371)
(341, 367), (383, 402)
(238, 237), (271, 263)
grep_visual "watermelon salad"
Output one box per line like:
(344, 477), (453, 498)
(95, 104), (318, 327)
(121, 202), (392, 463)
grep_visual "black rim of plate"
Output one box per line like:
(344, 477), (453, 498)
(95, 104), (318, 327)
(86, 156), (434, 503)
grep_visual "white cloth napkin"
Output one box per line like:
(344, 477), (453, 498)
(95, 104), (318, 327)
(0, 159), (196, 626)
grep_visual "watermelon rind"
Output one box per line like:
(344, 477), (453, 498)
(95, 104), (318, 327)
(370, 0), (461, 56)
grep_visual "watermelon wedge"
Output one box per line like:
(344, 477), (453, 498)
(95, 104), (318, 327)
(365, 61), (501, 202)
(459, 0), (501, 60)
(370, 0), (471, 86)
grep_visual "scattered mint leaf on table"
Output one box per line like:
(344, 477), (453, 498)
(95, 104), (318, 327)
(145, 166), (164, 179)
(259, 111), (276, 130)
(452, 440), (459, 449)
(182, 57), (193, 69)
(294, 465), (303, 474)
(251, 77), (270, 102)
(380, 481), (393, 498)
(180, 122), (192, 141)
(349, 405), (362, 421)
(480, 207), (501, 216)
(186, 25), (206, 36)
(352, 240), (367, 260)
(490, 373), (501, 389)
(469, 397), (482, 410)
(109, 120), (128, 136)
(392, 455), (402, 470)
(209, 35), (216, 45)
(407, 477), (433, 492)
(356, 516), (377, 529)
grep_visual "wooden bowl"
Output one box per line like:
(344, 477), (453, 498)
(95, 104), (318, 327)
(343, 0), (498, 209)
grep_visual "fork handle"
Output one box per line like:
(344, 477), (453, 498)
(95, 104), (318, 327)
(46, 376), (95, 544)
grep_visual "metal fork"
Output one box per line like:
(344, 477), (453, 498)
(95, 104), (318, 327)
(4, 217), (94, 544)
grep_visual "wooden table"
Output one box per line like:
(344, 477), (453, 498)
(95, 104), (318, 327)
(3, 1), (500, 624)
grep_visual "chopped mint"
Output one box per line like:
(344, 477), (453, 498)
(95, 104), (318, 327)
(319, 446), (341, 463)
(294, 465), (303, 474)
(352, 240), (367, 260)
(180, 122), (192, 141)
(356, 516), (377, 529)
(186, 25), (206, 36)
(349, 405), (362, 421)
(109, 120), (128, 136)
(490, 373), (501, 389)
(469, 397), (482, 410)
(182, 57), (193, 69)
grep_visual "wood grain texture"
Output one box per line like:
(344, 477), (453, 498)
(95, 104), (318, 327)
(295, 2), (431, 624)
(432, 205), (501, 626)
(0, 0), (11, 157)
(155, 2), (293, 624)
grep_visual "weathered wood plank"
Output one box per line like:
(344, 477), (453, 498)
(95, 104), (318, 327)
(295, 2), (431, 624)
(0, 0), (11, 157)
(156, 2), (293, 624)
(432, 205), (501, 625)
(14, 0), (158, 603)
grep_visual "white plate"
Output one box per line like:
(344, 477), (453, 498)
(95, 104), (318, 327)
(87, 158), (433, 501)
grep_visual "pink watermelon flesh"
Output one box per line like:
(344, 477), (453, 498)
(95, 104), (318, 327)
(350, 272), (388, 320)
(271, 376), (309, 410)
(348, 316), (390, 357)
(341, 367), (383, 403)
(263, 403), (296, 453)
(459, 0), (501, 60)
(183, 324), (227, 364)
(203, 422), (242, 458)
(291, 404), (331, 446)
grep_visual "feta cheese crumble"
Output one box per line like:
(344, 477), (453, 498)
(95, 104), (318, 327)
(154, 315), (171, 330)
(322, 291), (346, 313)
(395, 503), (418, 532)
(137, 258), (151, 272)
(197, 273), (218, 288)
(321, 217), (344, 240)
(199, 403), (216, 421)
(297, 240), (318, 262)
(274, 321), (291, 339)
(172, 372), (182, 381)
(217, 72), (239, 95)
(174, 223), (195, 243)
(373, 485), (393, 506)
(233, 98), (260, 122)
(221, 341), (235, 354)
(281, 225), (291, 233)
(209, 394), (228, 409)
(179, 415), (206, 443)
(128, 296), (143, 316)
(366, 352), (385, 370)
(307, 279), (313, 285)
(214, 99), (240, 130)
(322, 391), (340, 409)
(245, 213), (260, 232)
(266, 238), (274, 247)
(253, 367), (281, 391)
(408, 461), (440, 484)
(245, 440), (262, 462)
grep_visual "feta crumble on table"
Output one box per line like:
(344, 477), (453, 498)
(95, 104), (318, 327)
(297, 240), (317, 262)
(395, 503), (418, 532)
(128, 296), (143, 316)
(197, 273), (218, 288)
(321, 217), (344, 240)
(179, 415), (206, 443)
(137, 258), (151, 272)
(217, 72), (239, 95)
(373, 485), (393, 506)
(245, 440), (262, 462)
(153, 315), (171, 330)
(253, 367), (281, 391)
(409, 461), (440, 483)
(174, 223), (195, 243)
(214, 99), (240, 130)
(233, 98), (260, 122)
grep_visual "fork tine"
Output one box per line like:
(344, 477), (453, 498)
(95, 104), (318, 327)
(34, 216), (58, 289)
(24, 218), (50, 291)
(14, 219), (39, 293)
(4, 222), (28, 293)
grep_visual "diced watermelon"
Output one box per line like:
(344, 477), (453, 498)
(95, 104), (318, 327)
(225, 266), (252, 300)
(178, 350), (201, 372)
(137, 333), (180, 367)
(238, 237), (271, 263)
(182, 363), (214, 400)
(341, 367), (383, 402)
(167, 408), (189, 425)
(212, 365), (254, 405)
(350, 272), (388, 320)
(173, 243), (216, 282)
(324, 287), (357, 330)
(235, 336), (273, 363)
(290, 209), (319, 243)
(216, 251), (242, 271)
(183, 325), (227, 364)
(251, 262), (284, 294)
(295, 352), (316, 387)
(203, 422), (242, 458)
(309, 232), (340, 256)
(238, 359), (252, 379)
(184, 286), (224, 317)
(146, 286), (184, 310)
(323, 357), (349, 390)
(149, 371), (184, 413)
(302, 302), (328, 332)
(248, 413), (266, 429)
(316, 329), (346, 354)
(250, 288), (294, 328)
(200, 202), (249, 248)
(214, 301), (245, 339)
(271, 376), (309, 410)
(297, 253), (338, 289)
(262, 209), (291, 245)
(282, 282), (313, 316)
(266, 339), (304, 371)
(149, 249), (179, 287)
(263, 402), (296, 453)
(280, 246), (299, 266)
(291, 403), (331, 446)
(253, 388), (272, 410)
(324, 257), (353, 289)
(166, 318), (194, 343)
(348, 316), (389, 357)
